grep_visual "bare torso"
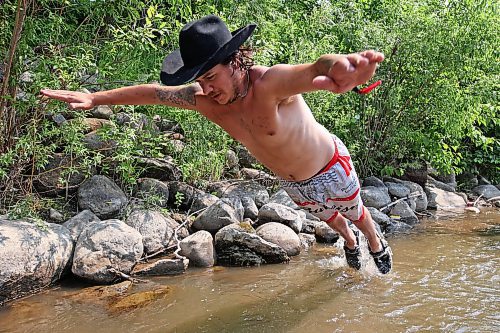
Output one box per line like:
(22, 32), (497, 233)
(197, 66), (335, 181)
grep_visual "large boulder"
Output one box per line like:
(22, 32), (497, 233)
(389, 201), (419, 225)
(214, 224), (289, 266)
(0, 219), (73, 305)
(72, 219), (143, 283)
(179, 231), (216, 267)
(125, 210), (178, 254)
(192, 199), (241, 232)
(360, 186), (392, 209)
(78, 175), (128, 219)
(268, 189), (299, 209)
(256, 222), (301, 256)
(472, 185), (500, 200)
(366, 207), (393, 232)
(427, 176), (456, 192)
(257, 203), (303, 233)
(385, 182), (411, 199)
(208, 181), (269, 207)
(425, 185), (466, 210)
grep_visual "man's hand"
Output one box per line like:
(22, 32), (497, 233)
(40, 89), (95, 110)
(312, 50), (384, 93)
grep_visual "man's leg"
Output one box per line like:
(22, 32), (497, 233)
(326, 213), (356, 248)
(326, 212), (361, 270)
(351, 207), (382, 253)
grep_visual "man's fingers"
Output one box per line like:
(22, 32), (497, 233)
(347, 54), (369, 67)
(312, 76), (341, 92)
(69, 102), (91, 110)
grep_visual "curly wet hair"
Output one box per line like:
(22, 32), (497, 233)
(222, 46), (254, 72)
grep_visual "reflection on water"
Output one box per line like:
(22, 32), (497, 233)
(0, 210), (499, 333)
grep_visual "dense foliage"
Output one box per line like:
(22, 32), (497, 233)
(0, 0), (498, 217)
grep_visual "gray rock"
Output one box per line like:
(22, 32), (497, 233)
(192, 199), (241, 232)
(0, 219), (73, 305)
(301, 219), (319, 234)
(314, 222), (340, 243)
(269, 189), (299, 209)
(179, 231), (216, 267)
(82, 131), (117, 156)
(477, 175), (491, 186)
(298, 233), (316, 250)
(240, 196), (259, 220)
(258, 203), (302, 233)
(240, 168), (276, 184)
(402, 163), (435, 187)
(389, 201), (419, 225)
(168, 181), (218, 212)
(385, 182), (411, 198)
(431, 172), (457, 189)
(34, 153), (89, 195)
(427, 176), (456, 192)
(136, 157), (182, 181)
(135, 178), (170, 207)
(78, 175), (128, 219)
(19, 71), (34, 83)
(153, 117), (184, 134)
(399, 180), (428, 212)
(366, 207), (392, 231)
(125, 210), (177, 254)
(62, 210), (101, 242)
(425, 185), (466, 210)
(386, 221), (413, 234)
(362, 176), (387, 191)
(360, 186), (392, 209)
(235, 146), (260, 168)
(49, 208), (65, 223)
(72, 219), (143, 283)
(472, 185), (500, 200)
(132, 258), (188, 276)
(90, 105), (113, 120)
(214, 224), (289, 266)
(256, 222), (301, 256)
(209, 181), (269, 207)
(221, 196), (244, 221)
(225, 149), (239, 169)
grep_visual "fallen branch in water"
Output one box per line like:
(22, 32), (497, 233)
(109, 268), (148, 284)
(379, 192), (423, 212)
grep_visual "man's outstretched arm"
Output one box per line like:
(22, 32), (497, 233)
(40, 83), (205, 111)
(258, 50), (384, 101)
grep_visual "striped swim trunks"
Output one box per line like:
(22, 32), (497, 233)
(280, 135), (365, 223)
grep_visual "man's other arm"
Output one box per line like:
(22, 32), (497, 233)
(257, 50), (384, 102)
(40, 83), (206, 111)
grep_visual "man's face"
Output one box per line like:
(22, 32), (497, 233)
(196, 64), (238, 105)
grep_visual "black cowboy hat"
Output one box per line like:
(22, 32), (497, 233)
(160, 15), (256, 86)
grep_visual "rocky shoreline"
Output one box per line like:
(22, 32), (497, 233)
(1, 107), (499, 307)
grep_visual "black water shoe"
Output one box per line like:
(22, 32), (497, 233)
(344, 230), (361, 270)
(369, 235), (393, 274)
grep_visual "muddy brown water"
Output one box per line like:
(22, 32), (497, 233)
(0, 210), (498, 333)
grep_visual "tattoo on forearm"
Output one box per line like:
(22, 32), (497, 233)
(155, 85), (197, 106)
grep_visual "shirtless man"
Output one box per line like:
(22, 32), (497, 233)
(41, 15), (393, 274)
